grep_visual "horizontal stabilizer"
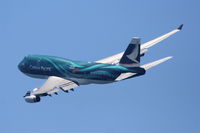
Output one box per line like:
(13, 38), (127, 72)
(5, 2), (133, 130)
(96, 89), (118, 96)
(141, 56), (172, 70)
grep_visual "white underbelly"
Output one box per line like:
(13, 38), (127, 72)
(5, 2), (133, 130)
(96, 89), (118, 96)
(68, 78), (114, 85)
(23, 73), (115, 85)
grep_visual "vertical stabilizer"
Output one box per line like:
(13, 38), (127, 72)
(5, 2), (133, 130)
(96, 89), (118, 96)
(119, 37), (140, 67)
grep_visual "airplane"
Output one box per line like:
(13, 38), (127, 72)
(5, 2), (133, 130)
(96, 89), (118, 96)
(18, 24), (183, 103)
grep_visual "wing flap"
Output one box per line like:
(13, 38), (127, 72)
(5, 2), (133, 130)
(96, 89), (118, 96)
(59, 81), (78, 91)
(47, 89), (59, 95)
(96, 52), (123, 64)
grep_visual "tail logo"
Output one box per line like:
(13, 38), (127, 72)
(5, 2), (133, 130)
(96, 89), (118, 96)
(126, 45), (139, 64)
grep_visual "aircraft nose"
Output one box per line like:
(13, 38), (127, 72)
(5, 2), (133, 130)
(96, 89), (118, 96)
(18, 60), (26, 72)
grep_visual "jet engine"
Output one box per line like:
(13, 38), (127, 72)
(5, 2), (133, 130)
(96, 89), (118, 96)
(24, 95), (41, 103)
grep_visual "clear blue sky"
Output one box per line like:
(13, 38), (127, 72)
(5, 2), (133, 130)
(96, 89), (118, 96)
(0, 0), (199, 133)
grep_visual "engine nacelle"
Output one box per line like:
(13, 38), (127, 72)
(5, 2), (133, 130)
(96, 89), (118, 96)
(24, 95), (41, 103)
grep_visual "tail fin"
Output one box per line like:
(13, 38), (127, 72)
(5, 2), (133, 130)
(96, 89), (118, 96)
(119, 37), (140, 67)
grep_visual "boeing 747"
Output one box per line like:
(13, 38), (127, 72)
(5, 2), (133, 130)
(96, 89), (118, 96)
(18, 24), (183, 103)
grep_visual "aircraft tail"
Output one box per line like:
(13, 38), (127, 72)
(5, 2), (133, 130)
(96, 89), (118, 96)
(119, 37), (140, 67)
(115, 56), (172, 81)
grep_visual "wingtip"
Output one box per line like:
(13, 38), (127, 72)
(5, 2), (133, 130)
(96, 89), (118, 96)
(177, 24), (183, 30)
(167, 56), (173, 59)
(161, 56), (173, 62)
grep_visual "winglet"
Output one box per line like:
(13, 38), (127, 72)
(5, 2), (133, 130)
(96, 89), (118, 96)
(177, 24), (183, 30)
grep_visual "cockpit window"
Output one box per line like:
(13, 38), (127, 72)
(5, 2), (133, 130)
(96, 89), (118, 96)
(23, 56), (27, 60)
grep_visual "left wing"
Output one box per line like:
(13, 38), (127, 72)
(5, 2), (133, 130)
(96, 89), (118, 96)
(31, 76), (78, 96)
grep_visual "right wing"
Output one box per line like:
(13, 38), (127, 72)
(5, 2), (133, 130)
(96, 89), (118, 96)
(96, 24), (183, 64)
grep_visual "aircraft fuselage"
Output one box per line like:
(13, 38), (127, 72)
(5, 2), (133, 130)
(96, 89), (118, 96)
(18, 55), (145, 84)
